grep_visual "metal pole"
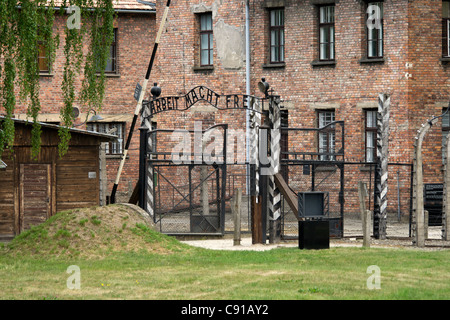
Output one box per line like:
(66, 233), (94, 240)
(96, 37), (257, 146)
(245, 0), (251, 196)
(138, 126), (148, 210)
(110, 0), (171, 203)
(397, 170), (401, 222)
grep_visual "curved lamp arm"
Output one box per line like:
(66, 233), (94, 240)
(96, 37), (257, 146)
(73, 109), (103, 127)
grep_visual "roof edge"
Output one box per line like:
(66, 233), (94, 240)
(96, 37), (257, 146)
(0, 116), (118, 141)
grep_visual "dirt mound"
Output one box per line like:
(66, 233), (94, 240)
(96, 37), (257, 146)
(4, 204), (189, 259)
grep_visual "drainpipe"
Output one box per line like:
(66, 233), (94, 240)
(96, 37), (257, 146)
(246, 0), (251, 195)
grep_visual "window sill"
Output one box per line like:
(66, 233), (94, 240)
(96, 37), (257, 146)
(106, 154), (129, 160)
(359, 58), (385, 64)
(97, 73), (121, 78)
(39, 72), (54, 77)
(193, 66), (214, 72)
(440, 57), (450, 64)
(311, 60), (336, 67)
(262, 62), (285, 69)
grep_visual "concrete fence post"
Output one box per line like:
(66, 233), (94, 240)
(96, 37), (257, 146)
(358, 181), (371, 247)
(232, 188), (242, 246)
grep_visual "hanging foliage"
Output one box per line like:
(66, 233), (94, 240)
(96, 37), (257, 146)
(0, 0), (115, 159)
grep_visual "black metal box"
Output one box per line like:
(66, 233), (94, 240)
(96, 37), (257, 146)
(298, 220), (330, 250)
(298, 192), (328, 219)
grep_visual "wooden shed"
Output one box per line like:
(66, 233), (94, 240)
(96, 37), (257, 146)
(0, 117), (116, 240)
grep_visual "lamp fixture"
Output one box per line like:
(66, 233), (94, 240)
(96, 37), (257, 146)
(258, 78), (270, 98)
(151, 83), (162, 98)
(73, 108), (104, 127)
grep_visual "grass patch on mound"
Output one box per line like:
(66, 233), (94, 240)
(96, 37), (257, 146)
(4, 204), (189, 259)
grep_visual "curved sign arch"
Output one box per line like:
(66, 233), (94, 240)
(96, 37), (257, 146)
(142, 85), (264, 116)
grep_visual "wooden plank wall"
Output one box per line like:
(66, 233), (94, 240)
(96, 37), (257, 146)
(0, 152), (15, 238)
(56, 146), (100, 212)
(20, 163), (51, 232)
(0, 123), (105, 237)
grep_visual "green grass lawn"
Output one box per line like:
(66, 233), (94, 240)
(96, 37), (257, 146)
(0, 205), (448, 300)
(1, 244), (449, 300)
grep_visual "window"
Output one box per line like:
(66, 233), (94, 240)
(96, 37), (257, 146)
(443, 1), (450, 57)
(366, 2), (384, 59)
(200, 13), (213, 66)
(318, 110), (335, 161)
(269, 8), (285, 64)
(87, 122), (124, 155)
(319, 5), (335, 61)
(38, 41), (50, 73)
(105, 28), (117, 73)
(442, 109), (450, 162)
(365, 109), (378, 162)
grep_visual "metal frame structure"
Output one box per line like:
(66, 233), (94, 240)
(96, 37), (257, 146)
(279, 121), (345, 238)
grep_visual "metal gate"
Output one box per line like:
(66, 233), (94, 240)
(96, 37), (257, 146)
(137, 84), (271, 236)
(144, 125), (227, 235)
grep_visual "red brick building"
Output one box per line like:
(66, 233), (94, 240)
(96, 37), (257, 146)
(9, 0), (450, 225)
(147, 0), (450, 224)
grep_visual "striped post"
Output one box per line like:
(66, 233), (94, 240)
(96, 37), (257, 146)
(268, 96), (281, 243)
(249, 98), (261, 198)
(374, 93), (390, 239)
(143, 112), (154, 219)
(110, 0), (171, 204)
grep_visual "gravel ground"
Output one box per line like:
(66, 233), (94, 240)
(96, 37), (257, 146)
(181, 236), (450, 251)
(181, 217), (450, 251)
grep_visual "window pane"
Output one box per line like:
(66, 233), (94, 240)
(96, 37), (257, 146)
(201, 34), (209, 50)
(320, 26), (329, 60)
(201, 50), (209, 65)
(328, 6), (335, 23)
(443, 110), (450, 128)
(367, 110), (377, 128)
(105, 46), (115, 72)
(448, 20), (450, 57)
(271, 9), (284, 26)
(201, 14), (212, 31)
(367, 131), (375, 148)
(320, 6), (325, 23)
(378, 33), (383, 57)
(271, 46), (278, 62)
(320, 44), (327, 60)
(330, 26), (335, 59)
(38, 43), (49, 72)
(443, 131), (449, 162)
(318, 111), (335, 161)
(320, 26), (328, 43)
(319, 111), (335, 127)
(271, 30), (278, 46)
(444, 2), (450, 18)
(320, 6), (334, 23)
